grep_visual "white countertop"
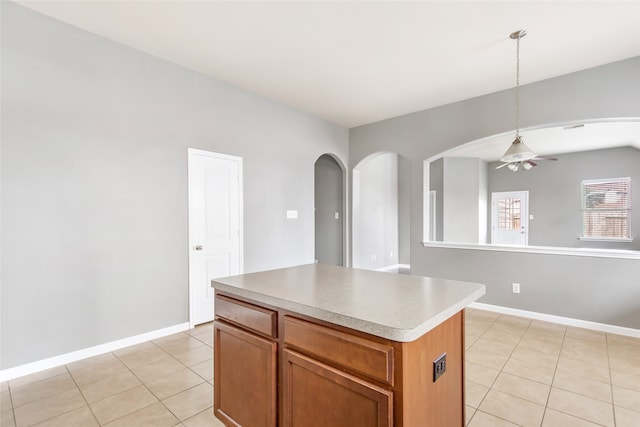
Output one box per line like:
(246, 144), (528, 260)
(211, 264), (485, 342)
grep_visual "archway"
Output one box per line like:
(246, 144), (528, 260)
(352, 152), (410, 271)
(314, 154), (345, 265)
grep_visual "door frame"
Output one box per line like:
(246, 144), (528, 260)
(187, 148), (244, 328)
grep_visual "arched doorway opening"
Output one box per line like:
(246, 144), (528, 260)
(314, 154), (345, 266)
(352, 152), (410, 272)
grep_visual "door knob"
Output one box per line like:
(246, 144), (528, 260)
(195, 245), (203, 251)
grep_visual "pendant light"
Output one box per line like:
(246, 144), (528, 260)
(500, 30), (537, 163)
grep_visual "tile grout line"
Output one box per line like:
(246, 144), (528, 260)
(63, 363), (102, 427)
(465, 313), (499, 425)
(541, 327), (621, 427)
(107, 331), (215, 425)
(606, 333), (617, 427)
(9, 368), (91, 427)
(469, 314), (570, 426)
(109, 337), (184, 426)
(538, 319), (567, 427)
(489, 314), (539, 427)
(6, 381), (16, 427)
(466, 312), (510, 425)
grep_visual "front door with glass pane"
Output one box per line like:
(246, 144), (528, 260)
(491, 191), (529, 246)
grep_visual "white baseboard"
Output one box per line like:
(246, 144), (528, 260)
(0, 322), (190, 383)
(470, 302), (640, 339)
(375, 264), (411, 272)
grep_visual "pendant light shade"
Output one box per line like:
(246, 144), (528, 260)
(500, 135), (536, 162)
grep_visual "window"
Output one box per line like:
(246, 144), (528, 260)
(581, 177), (631, 240)
(498, 198), (521, 230)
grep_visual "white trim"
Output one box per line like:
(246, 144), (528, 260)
(375, 264), (411, 272)
(469, 302), (640, 339)
(422, 241), (640, 260)
(0, 323), (190, 383)
(578, 237), (633, 243)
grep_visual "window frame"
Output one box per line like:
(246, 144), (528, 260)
(580, 177), (632, 242)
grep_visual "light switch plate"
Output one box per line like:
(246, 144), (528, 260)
(287, 210), (298, 219)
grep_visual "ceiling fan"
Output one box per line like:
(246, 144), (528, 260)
(496, 134), (557, 171)
(496, 30), (558, 172)
(495, 152), (558, 171)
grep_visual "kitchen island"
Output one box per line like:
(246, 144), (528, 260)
(211, 263), (485, 427)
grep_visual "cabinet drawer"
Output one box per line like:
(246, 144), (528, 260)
(284, 316), (394, 385)
(215, 295), (277, 338)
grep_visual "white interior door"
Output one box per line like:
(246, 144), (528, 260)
(188, 149), (242, 326)
(491, 191), (529, 246)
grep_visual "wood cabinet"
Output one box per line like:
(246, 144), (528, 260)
(214, 293), (465, 426)
(283, 316), (394, 386)
(282, 349), (393, 427)
(214, 298), (277, 427)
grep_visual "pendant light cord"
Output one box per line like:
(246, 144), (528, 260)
(515, 33), (521, 139)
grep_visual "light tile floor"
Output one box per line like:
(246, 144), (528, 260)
(1, 309), (639, 426)
(464, 308), (640, 427)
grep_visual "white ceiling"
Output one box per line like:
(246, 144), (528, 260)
(16, 1), (640, 129)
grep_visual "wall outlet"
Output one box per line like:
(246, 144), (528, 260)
(433, 353), (446, 382)
(512, 282), (521, 293)
(371, 254), (377, 261)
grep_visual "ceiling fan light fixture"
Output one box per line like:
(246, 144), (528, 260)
(500, 29), (540, 171)
(507, 163), (519, 172)
(500, 136), (537, 162)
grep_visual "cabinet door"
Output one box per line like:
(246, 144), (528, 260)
(282, 349), (392, 427)
(214, 321), (277, 427)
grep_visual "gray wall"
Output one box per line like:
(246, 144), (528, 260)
(314, 155), (344, 265)
(488, 146), (640, 250)
(1, 3), (348, 369)
(429, 158), (445, 241)
(353, 153), (399, 269)
(442, 158), (488, 244)
(419, 246), (640, 328)
(350, 56), (640, 329)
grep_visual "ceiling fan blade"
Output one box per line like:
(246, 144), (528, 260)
(496, 162), (511, 169)
(532, 156), (558, 161)
(526, 160), (538, 167)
